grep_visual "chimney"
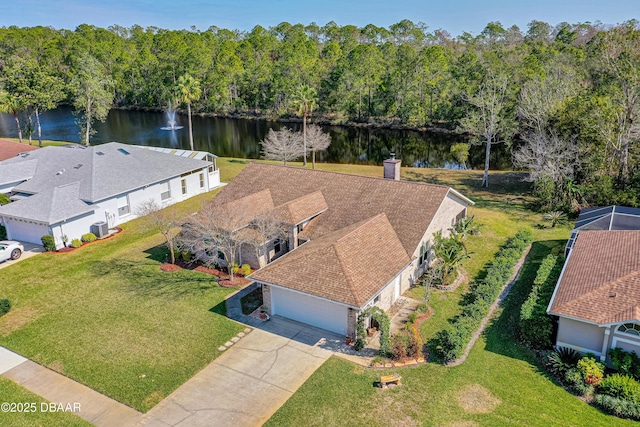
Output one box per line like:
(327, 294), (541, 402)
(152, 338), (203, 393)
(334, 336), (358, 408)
(383, 152), (401, 180)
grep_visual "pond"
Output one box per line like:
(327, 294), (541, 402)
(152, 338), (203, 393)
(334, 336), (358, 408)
(0, 106), (513, 169)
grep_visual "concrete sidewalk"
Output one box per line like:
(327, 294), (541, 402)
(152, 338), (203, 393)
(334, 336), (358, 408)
(0, 347), (142, 427)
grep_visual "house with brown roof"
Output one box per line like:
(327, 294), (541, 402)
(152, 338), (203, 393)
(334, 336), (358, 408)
(0, 139), (38, 162)
(547, 230), (640, 361)
(201, 161), (473, 337)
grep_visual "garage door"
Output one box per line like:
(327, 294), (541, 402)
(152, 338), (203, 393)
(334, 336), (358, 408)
(5, 218), (49, 245)
(271, 286), (348, 335)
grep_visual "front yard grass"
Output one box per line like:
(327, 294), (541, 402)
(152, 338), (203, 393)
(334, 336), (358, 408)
(0, 189), (245, 412)
(265, 164), (634, 426)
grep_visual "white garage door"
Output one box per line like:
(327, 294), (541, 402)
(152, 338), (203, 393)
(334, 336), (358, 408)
(5, 218), (49, 245)
(271, 286), (348, 336)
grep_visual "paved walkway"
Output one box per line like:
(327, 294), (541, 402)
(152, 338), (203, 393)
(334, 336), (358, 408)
(0, 347), (142, 426)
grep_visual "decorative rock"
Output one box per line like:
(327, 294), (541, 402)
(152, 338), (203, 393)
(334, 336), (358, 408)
(244, 328), (251, 333)
(384, 363), (393, 368)
(238, 332), (246, 337)
(218, 346), (227, 351)
(417, 357), (425, 363)
(231, 336), (240, 343)
(224, 341), (234, 347)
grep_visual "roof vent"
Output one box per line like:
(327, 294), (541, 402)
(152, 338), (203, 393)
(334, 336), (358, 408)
(96, 151), (105, 156)
(73, 164), (83, 169)
(609, 291), (617, 298)
(56, 168), (66, 175)
(118, 148), (130, 155)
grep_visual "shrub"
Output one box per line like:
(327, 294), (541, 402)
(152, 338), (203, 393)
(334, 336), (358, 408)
(390, 330), (420, 360)
(181, 250), (192, 262)
(545, 346), (581, 377)
(577, 356), (605, 386)
(594, 394), (640, 420)
(0, 299), (10, 317)
(241, 264), (251, 276)
(432, 229), (532, 362)
(0, 193), (9, 205)
(231, 262), (239, 275)
(520, 255), (562, 348)
(609, 347), (640, 380)
(81, 232), (97, 243)
(0, 224), (6, 240)
(70, 239), (83, 248)
(415, 302), (429, 314)
(407, 312), (418, 324)
(41, 234), (56, 252)
(599, 374), (640, 403)
(565, 367), (594, 397)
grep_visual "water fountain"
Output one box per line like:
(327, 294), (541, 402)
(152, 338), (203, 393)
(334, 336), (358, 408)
(160, 102), (184, 130)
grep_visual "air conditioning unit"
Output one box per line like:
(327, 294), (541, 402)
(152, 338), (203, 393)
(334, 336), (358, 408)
(91, 221), (109, 238)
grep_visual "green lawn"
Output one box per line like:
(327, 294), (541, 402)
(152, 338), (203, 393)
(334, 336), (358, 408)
(0, 377), (92, 426)
(264, 165), (633, 426)
(0, 190), (245, 412)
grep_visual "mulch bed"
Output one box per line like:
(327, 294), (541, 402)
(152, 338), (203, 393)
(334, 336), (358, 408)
(53, 228), (123, 253)
(160, 261), (252, 287)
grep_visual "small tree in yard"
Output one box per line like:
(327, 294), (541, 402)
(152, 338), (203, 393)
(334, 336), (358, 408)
(136, 200), (180, 264)
(305, 124), (331, 169)
(246, 213), (287, 267)
(432, 231), (470, 285)
(260, 127), (304, 165)
(178, 207), (244, 280)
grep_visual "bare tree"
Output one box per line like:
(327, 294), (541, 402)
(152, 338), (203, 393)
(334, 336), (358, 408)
(305, 124), (331, 169)
(245, 213), (288, 267)
(459, 69), (516, 187)
(513, 131), (578, 183)
(260, 127), (304, 165)
(178, 208), (244, 280)
(136, 200), (180, 264)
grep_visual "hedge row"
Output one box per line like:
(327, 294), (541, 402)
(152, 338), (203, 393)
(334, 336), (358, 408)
(519, 254), (563, 348)
(434, 229), (533, 362)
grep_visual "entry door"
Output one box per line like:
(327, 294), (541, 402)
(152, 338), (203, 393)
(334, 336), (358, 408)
(393, 276), (401, 300)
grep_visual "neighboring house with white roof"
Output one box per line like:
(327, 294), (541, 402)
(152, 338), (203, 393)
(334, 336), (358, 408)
(197, 161), (473, 337)
(0, 142), (219, 249)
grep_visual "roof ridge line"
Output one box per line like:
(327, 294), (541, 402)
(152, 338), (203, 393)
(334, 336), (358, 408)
(333, 244), (362, 306)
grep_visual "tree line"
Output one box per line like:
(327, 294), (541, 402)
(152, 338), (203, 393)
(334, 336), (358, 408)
(0, 19), (639, 207)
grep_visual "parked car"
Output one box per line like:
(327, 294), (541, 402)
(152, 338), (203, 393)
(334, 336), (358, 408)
(0, 241), (23, 263)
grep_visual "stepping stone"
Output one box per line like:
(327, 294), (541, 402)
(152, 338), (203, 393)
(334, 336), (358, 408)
(224, 341), (234, 347)
(244, 327), (251, 333)
(231, 337), (240, 343)
(237, 332), (246, 337)
(218, 346), (227, 351)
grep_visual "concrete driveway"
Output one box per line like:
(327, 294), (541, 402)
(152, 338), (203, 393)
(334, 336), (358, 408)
(0, 241), (44, 270)
(139, 318), (344, 427)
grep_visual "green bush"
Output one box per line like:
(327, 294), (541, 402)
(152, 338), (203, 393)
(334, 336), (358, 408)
(241, 263), (251, 276)
(390, 330), (419, 360)
(599, 374), (640, 403)
(545, 346), (581, 377)
(565, 367), (595, 397)
(433, 229), (532, 362)
(520, 255), (562, 348)
(0, 193), (9, 205)
(181, 250), (192, 262)
(41, 234), (56, 252)
(0, 299), (10, 317)
(407, 312), (418, 324)
(609, 347), (640, 380)
(70, 239), (83, 248)
(81, 232), (97, 243)
(577, 356), (605, 386)
(594, 394), (640, 420)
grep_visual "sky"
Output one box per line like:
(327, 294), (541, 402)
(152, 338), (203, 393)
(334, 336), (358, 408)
(0, 0), (637, 36)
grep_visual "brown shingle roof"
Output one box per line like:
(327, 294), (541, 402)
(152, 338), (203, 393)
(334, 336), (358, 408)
(207, 188), (274, 230)
(212, 163), (453, 255)
(0, 139), (38, 162)
(273, 190), (328, 224)
(549, 230), (640, 324)
(250, 213), (411, 306)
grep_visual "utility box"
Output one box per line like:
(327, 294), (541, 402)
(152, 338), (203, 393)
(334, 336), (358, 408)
(91, 221), (109, 238)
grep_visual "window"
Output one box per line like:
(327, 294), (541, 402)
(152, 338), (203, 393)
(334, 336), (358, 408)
(160, 182), (171, 201)
(117, 195), (130, 217)
(618, 323), (640, 336)
(181, 179), (187, 195)
(274, 239), (282, 253)
(419, 242), (429, 265)
(374, 295), (381, 304)
(199, 173), (205, 189)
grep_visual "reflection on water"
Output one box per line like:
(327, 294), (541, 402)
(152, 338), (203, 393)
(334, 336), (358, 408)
(0, 106), (512, 169)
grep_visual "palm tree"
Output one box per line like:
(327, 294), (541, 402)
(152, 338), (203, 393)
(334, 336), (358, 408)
(0, 90), (24, 143)
(292, 85), (317, 166)
(177, 73), (202, 151)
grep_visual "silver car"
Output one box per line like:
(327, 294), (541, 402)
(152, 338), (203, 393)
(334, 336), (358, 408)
(0, 240), (23, 263)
